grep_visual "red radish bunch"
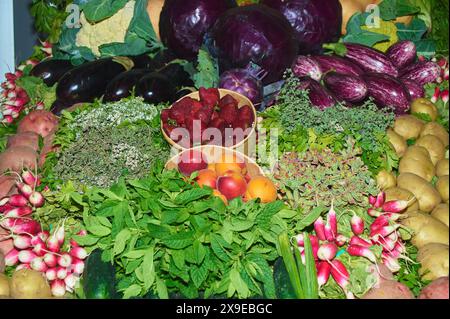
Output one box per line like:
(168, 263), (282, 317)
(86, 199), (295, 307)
(1, 70), (29, 124)
(430, 57), (449, 105)
(161, 87), (255, 148)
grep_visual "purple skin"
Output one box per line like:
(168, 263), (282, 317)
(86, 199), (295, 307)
(386, 40), (417, 70)
(219, 69), (263, 105)
(323, 72), (368, 103)
(298, 77), (336, 110)
(313, 55), (364, 76)
(292, 56), (322, 81)
(401, 79), (425, 100)
(400, 61), (441, 86)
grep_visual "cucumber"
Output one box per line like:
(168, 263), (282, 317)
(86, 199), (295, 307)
(82, 249), (117, 299)
(273, 257), (296, 299)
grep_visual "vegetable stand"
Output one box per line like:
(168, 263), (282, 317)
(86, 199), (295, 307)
(0, 0), (449, 300)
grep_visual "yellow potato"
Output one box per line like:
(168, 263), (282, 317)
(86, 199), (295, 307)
(393, 115), (424, 140)
(431, 204), (449, 227)
(397, 173), (441, 213)
(376, 170), (397, 190)
(420, 122), (449, 147)
(415, 135), (446, 165)
(386, 128), (407, 157)
(399, 146), (435, 182)
(417, 243), (449, 281)
(436, 159), (449, 177)
(410, 98), (439, 121)
(0, 274), (9, 297)
(402, 211), (449, 248)
(10, 269), (52, 299)
(384, 187), (419, 212)
(436, 175), (449, 203)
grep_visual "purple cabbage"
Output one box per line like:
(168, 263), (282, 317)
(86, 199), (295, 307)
(219, 68), (264, 107)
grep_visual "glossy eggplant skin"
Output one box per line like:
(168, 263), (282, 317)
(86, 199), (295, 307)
(401, 79), (425, 100)
(130, 50), (177, 70)
(56, 58), (128, 105)
(323, 72), (367, 103)
(297, 77), (336, 110)
(400, 61), (441, 86)
(313, 55), (364, 76)
(136, 72), (177, 104)
(50, 99), (70, 116)
(341, 43), (398, 77)
(292, 56), (322, 81)
(158, 63), (194, 88)
(30, 59), (74, 86)
(103, 69), (149, 102)
(362, 73), (411, 115)
(386, 40), (416, 70)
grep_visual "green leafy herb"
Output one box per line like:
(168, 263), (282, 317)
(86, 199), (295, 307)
(191, 48), (220, 89)
(31, 0), (73, 43)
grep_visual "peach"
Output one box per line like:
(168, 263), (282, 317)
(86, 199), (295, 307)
(177, 150), (208, 176)
(196, 169), (217, 189)
(213, 189), (228, 205)
(215, 153), (247, 176)
(244, 176), (277, 203)
(217, 171), (247, 201)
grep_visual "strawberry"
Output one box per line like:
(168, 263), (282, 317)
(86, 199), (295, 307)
(163, 123), (175, 137)
(161, 109), (170, 122)
(210, 117), (226, 130)
(233, 118), (251, 131)
(195, 110), (211, 126)
(211, 111), (220, 121)
(170, 108), (185, 125)
(238, 105), (254, 123)
(199, 87), (220, 108)
(219, 103), (238, 124)
(190, 100), (203, 115)
(219, 94), (238, 109)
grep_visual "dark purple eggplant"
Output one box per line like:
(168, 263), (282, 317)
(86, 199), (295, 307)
(297, 77), (336, 110)
(323, 72), (367, 103)
(56, 57), (131, 106)
(158, 63), (194, 88)
(30, 59), (74, 86)
(401, 79), (425, 100)
(291, 56), (322, 81)
(335, 43), (398, 77)
(362, 73), (411, 115)
(313, 55), (364, 76)
(386, 40), (416, 70)
(136, 72), (177, 104)
(50, 99), (70, 116)
(400, 61), (441, 86)
(130, 50), (177, 70)
(103, 69), (149, 102)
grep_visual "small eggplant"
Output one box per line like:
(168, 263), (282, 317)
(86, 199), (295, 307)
(136, 72), (177, 104)
(30, 59), (74, 86)
(323, 72), (368, 103)
(298, 77), (336, 110)
(103, 69), (149, 102)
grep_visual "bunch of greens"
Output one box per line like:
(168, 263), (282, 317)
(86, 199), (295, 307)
(31, 0), (73, 43)
(272, 143), (378, 212)
(64, 164), (301, 299)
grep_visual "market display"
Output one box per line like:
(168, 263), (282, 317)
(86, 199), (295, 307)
(0, 0), (449, 300)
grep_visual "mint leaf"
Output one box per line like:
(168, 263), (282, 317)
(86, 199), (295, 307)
(162, 231), (195, 249)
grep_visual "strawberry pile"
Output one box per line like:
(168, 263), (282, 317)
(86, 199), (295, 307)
(161, 87), (255, 148)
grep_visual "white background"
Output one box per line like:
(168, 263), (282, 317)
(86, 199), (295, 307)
(0, 0), (15, 83)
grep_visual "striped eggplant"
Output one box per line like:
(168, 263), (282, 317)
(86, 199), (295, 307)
(298, 77), (336, 110)
(313, 55), (364, 76)
(400, 61), (441, 86)
(323, 72), (368, 103)
(336, 43), (398, 77)
(401, 79), (425, 100)
(386, 40), (417, 69)
(292, 56), (322, 81)
(363, 73), (411, 115)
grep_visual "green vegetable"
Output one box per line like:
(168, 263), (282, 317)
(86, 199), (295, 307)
(185, 47), (220, 89)
(273, 257), (296, 299)
(83, 249), (118, 299)
(31, 0), (73, 43)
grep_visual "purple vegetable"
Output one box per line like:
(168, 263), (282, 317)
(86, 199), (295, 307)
(400, 61), (441, 86)
(262, 0), (342, 54)
(323, 72), (368, 103)
(211, 4), (298, 84)
(386, 40), (417, 69)
(401, 79), (425, 100)
(313, 55), (364, 76)
(104, 69), (148, 102)
(298, 77), (336, 110)
(219, 68), (264, 106)
(362, 73), (411, 115)
(292, 56), (322, 81)
(159, 0), (234, 59)
(30, 59), (74, 87)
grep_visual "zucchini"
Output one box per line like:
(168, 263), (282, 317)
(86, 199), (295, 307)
(273, 257), (296, 299)
(82, 249), (117, 299)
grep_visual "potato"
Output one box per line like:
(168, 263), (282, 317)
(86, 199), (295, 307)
(401, 211), (449, 248)
(0, 274), (9, 297)
(362, 280), (414, 299)
(415, 135), (446, 165)
(0, 175), (16, 200)
(10, 269), (52, 299)
(17, 110), (59, 138)
(376, 170), (397, 190)
(436, 158), (449, 177)
(417, 243), (449, 281)
(431, 204), (449, 227)
(419, 277), (449, 299)
(436, 175), (449, 203)
(397, 173), (441, 213)
(0, 251), (4, 273)
(386, 128), (407, 157)
(411, 98), (439, 121)
(393, 115), (424, 140)
(384, 187), (419, 212)
(399, 146), (435, 182)
(6, 132), (40, 152)
(420, 122), (449, 147)
(0, 146), (38, 174)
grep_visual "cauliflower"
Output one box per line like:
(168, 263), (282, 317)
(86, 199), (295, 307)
(76, 1), (136, 56)
(361, 20), (399, 52)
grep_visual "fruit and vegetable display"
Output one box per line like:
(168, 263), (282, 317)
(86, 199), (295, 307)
(0, 0), (448, 300)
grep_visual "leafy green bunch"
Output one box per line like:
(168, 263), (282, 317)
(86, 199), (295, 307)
(31, 0), (73, 43)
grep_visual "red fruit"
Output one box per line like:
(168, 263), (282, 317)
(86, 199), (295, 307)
(163, 123), (175, 137)
(211, 111), (220, 121)
(217, 171), (247, 200)
(233, 119), (251, 131)
(210, 118), (226, 130)
(195, 111), (210, 126)
(220, 104), (238, 124)
(219, 94), (238, 109)
(178, 150), (208, 176)
(161, 109), (170, 122)
(169, 108), (185, 125)
(238, 105), (254, 123)
(196, 169), (217, 189)
(199, 87), (220, 108)
(189, 100), (203, 115)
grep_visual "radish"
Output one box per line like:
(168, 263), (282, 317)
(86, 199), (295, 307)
(46, 235), (60, 253)
(382, 252), (401, 273)
(327, 202), (338, 236)
(309, 235), (319, 260)
(377, 235), (396, 251)
(373, 192), (385, 208)
(10, 219), (41, 235)
(335, 234), (348, 247)
(56, 267), (68, 280)
(367, 208), (381, 217)
(69, 238), (79, 247)
(30, 257), (48, 272)
(46, 268), (57, 281)
(77, 230), (87, 236)
(16, 182), (33, 198)
(38, 230), (49, 242)
(8, 194), (28, 207)
(71, 258), (85, 275)
(33, 242), (47, 257)
(0, 203), (15, 213)
(4, 206), (33, 218)
(58, 253), (72, 268)
(30, 234), (44, 246)
(349, 235), (372, 248)
(313, 217), (326, 241)
(29, 192), (45, 208)
(381, 200), (410, 213)
(441, 89), (449, 104)
(44, 253), (58, 267)
(347, 244), (377, 263)
(21, 170), (39, 186)
(317, 261), (331, 288)
(0, 197), (9, 206)
(18, 249), (37, 263)
(51, 279), (66, 297)
(55, 224), (65, 245)
(329, 260), (353, 298)
(370, 215), (390, 232)
(432, 87), (441, 103)
(317, 242), (338, 261)
(65, 273), (79, 292)
(324, 223), (335, 242)
(370, 224), (400, 240)
(5, 248), (19, 266)
(292, 234), (304, 247)
(368, 195), (376, 206)
(13, 234), (32, 249)
(16, 264), (31, 271)
(350, 213), (364, 236)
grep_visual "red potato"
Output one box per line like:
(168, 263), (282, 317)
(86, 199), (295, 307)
(419, 277), (449, 299)
(7, 132), (40, 152)
(38, 129), (59, 167)
(0, 176), (17, 199)
(0, 227), (14, 257)
(0, 251), (4, 273)
(362, 280), (415, 299)
(17, 110), (59, 138)
(0, 146), (38, 174)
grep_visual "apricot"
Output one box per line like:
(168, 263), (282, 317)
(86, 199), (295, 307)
(217, 171), (247, 200)
(215, 153), (247, 176)
(244, 176), (277, 203)
(213, 189), (228, 205)
(196, 169), (217, 189)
